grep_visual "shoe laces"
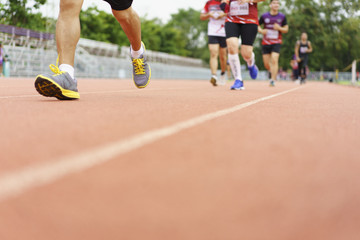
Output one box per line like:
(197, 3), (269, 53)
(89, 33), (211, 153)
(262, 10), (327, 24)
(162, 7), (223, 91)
(132, 58), (145, 75)
(49, 56), (66, 76)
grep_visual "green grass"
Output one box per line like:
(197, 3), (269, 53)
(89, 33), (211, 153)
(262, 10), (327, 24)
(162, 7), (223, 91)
(336, 80), (360, 87)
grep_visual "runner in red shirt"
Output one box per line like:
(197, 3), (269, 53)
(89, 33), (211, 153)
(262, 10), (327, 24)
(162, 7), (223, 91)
(220, 0), (266, 90)
(201, 0), (228, 86)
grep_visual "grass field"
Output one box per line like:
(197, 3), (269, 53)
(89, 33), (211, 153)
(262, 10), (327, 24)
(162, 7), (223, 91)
(336, 80), (360, 87)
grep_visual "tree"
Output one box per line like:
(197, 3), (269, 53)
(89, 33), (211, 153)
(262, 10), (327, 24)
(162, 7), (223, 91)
(256, 0), (360, 71)
(0, 0), (47, 30)
(166, 8), (208, 58)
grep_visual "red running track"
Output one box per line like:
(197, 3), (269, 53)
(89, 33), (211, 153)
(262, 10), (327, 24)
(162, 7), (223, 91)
(0, 78), (360, 240)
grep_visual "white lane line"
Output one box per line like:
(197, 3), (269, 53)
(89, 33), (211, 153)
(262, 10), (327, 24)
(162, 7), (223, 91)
(0, 88), (193, 99)
(0, 87), (302, 202)
(0, 94), (40, 99)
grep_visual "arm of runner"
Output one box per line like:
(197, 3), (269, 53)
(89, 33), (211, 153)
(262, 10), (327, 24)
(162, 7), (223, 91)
(295, 41), (301, 62)
(258, 15), (267, 35)
(258, 25), (267, 35)
(200, 12), (214, 20)
(307, 41), (313, 53)
(273, 23), (288, 33)
(237, 0), (266, 3)
(220, 0), (229, 11)
(217, 11), (227, 19)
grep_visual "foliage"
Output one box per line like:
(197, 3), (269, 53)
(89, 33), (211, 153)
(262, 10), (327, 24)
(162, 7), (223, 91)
(0, 0), (48, 31)
(166, 8), (208, 58)
(80, 7), (129, 44)
(257, 0), (360, 71)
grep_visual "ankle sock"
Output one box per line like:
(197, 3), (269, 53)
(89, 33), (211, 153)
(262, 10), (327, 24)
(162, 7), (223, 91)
(59, 64), (75, 81)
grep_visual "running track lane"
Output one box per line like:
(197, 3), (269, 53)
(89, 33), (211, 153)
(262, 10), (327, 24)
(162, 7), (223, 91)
(0, 78), (360, 240)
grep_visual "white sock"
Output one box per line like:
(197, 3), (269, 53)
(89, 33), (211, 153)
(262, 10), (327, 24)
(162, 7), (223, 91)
(130, 44), (144, 59)
(228, 53), (242, 80)
(246, 52), (255, 67)
(59, 64), (75, 80)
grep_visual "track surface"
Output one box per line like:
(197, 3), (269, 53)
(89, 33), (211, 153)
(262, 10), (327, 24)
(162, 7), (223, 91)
(0, 78), (360, 240)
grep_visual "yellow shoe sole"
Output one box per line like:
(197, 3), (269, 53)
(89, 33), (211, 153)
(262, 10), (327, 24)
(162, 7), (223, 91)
(35, 75), (80, 100)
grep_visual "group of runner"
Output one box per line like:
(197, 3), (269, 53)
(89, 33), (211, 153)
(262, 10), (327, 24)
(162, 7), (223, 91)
(201, 0), (313, 89)
(34, 0), (313, 101)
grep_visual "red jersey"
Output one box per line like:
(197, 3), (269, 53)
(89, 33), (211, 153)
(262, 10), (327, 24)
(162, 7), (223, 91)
(201, 0), (226, 37)
(223, 0), (259, 25)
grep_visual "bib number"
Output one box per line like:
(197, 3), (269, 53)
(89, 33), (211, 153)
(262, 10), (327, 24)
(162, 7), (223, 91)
(229, 2), (249, 16)
(300, 46), (308, 54)
(266, 29), (279, 39)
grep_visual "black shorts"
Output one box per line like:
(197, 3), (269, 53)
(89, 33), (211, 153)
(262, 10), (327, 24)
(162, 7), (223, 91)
(225, 22), (258, 46)
(262, 44), (281, 54)
(103, 0), (133, 10)
(208, 35), (227, 48)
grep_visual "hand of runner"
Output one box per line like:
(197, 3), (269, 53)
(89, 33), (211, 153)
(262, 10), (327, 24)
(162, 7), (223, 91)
(237, 0), (251, 4)
(273, 23), (281, 30)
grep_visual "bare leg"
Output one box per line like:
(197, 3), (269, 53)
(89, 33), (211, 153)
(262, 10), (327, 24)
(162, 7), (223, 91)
(227, 37), (239, 55)
(262, 54), (271, 72)
(209, 44), (220, 76)
(219, 47), (227, 73)
(270, 52), (280, 80)
(240, 45), (254, 66)
(56, 0), (84, 66)
(112, 6), (150, 88)
(112, 7), (141, 51)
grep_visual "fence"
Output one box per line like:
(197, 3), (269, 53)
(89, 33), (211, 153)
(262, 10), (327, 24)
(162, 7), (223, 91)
(1, 24), (209, 79)
(1, 24), (357, 82)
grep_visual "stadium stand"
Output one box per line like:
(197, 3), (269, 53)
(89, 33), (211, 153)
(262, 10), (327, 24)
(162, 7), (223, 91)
(5, 24), (351, 81)
(0, 24), (209, 79)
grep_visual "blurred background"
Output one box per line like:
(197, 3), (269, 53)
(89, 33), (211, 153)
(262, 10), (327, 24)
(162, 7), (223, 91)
(0, 0), (359, 83)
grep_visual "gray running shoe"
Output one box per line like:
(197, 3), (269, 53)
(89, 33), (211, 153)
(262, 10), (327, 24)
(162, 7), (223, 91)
(35, 62), (79, 100)
(131, 42), (151, 88)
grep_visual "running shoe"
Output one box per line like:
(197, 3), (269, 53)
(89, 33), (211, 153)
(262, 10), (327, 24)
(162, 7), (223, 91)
(230, 79), (244, 90)
(132, 42), (151, 88)
(269, 80), (275, 87)
(34, 58), (79, 100)
(210, 75), (217, 86)
(248, 64), (258, 79)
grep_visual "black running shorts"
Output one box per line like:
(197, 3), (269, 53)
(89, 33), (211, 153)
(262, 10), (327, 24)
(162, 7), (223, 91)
(262, 44), (281, 54)
(103, 0), (133, 11)
(208, 36), (227, 48)
(225, 22), (258, 46)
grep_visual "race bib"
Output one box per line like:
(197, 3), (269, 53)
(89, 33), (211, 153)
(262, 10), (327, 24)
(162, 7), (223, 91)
(266, 29), (279, 39)
(300, 46), (308, 54)
(229, 2), (249, 16)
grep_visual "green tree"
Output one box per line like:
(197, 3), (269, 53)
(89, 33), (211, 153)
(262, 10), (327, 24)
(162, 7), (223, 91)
(140, 18), (165, 51)
(80, 7), (128, 44)
(166, 8), (208, 58)
(256, 0), (360, 71)
(0, 0), (48, 30)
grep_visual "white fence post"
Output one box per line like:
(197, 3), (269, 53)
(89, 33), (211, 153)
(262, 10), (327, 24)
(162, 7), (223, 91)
(351, 60), (356, 85)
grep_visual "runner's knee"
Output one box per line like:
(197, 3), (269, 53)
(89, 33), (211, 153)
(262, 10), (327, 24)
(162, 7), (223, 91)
(59, 0), (83, 13)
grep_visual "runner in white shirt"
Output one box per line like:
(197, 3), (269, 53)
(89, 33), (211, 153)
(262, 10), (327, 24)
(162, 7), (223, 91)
(201, 0), (228, 86)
